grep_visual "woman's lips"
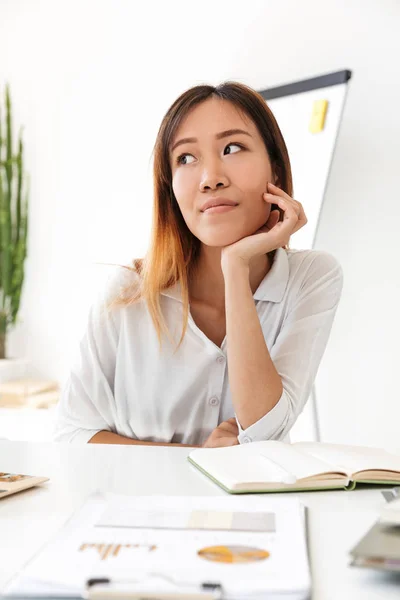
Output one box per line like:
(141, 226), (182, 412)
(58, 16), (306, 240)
(202, 205), (238, 214)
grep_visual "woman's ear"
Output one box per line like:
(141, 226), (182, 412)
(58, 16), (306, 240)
(271, 163), (282, 189)
(272, 174), (282, 188)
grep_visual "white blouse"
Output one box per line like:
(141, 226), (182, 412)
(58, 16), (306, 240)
(54, 248), (343, 446)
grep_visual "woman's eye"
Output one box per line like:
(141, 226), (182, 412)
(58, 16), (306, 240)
(224, 143), (243, 155)
(176, 153), (195, 165)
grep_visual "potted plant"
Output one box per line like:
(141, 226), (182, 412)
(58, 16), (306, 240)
(0, 84), (29, 381)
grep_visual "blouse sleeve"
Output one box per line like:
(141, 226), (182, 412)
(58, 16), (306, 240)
(236, 251), (344, 443)
(53, 267), (130, 443)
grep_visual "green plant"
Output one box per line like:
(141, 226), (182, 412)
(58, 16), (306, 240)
(0, 84), (29, 359)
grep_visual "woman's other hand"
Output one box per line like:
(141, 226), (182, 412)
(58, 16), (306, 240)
(202, 418), (240, 448)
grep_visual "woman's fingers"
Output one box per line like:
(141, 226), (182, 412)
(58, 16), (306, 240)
(219, 421), (239, 435)
(264, 192), (307, 234)
(217, 437), (240, 447)
(266, 196), (298, 223)
(265, 193), (300, 215)
(265, 209), (280, 231)
(267, 182), (293, 201)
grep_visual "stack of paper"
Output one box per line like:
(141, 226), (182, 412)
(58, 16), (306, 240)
(4, 492), (311, 599)
(350, 491), (400, 572)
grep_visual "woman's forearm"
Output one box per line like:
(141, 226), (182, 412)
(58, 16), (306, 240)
(223, 261), (283, 430)
(88, 431), (199, 447)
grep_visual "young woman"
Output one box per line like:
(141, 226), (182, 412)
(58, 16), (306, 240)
(54, 81), (343, 448)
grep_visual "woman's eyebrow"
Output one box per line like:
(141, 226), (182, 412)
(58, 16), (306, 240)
(170, 128), (252, 153)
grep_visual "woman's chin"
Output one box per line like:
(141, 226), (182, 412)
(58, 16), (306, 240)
(199, 233), (245, 248)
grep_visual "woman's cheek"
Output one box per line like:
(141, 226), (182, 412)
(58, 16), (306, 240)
(172, 171), (195, 204)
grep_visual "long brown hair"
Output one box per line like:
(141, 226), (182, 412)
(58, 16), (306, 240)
(110, 81), (293, 349)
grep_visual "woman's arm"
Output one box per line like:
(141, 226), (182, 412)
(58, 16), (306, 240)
(223, 252), (343, 441)
(220, 184), (342, 442)
(223, 260), (283, 430)
(89, 431), (199, 447)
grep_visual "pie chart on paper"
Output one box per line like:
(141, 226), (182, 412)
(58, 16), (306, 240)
(197, 545), (270, 564)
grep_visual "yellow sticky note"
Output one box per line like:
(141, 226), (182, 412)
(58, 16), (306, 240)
(309, 99), (328, 133)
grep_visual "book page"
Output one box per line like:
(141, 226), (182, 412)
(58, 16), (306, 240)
(294, 442), (400, 477)
(189, 441), (350, 488)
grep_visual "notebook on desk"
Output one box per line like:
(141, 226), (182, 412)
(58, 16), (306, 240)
(0, 471), (49, 499)
(188, 441), (400, 494)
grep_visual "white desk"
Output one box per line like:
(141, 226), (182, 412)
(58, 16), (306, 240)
(1, 440), (399, 599)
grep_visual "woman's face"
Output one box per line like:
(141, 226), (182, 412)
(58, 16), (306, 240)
(169, 97), (277, 248)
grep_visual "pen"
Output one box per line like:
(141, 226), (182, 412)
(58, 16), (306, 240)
(85, 577), (223, 600)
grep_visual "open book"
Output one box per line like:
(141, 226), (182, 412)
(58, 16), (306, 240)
(0, 471), (49, 499)
(188, 441), (400, 494)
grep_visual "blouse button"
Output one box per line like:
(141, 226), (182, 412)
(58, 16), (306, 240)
(217, 356), (225, 364)
(242, 436), (252, 444)
(209, 396), (220, 406)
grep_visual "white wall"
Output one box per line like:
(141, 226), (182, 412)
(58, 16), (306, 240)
(1, 0), (399, 451)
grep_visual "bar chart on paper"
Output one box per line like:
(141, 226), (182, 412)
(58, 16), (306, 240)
(97, 508), (276, 532)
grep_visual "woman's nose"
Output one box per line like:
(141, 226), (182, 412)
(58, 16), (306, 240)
(199, 163), (229, 192)
(200, 179), (228, 192)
